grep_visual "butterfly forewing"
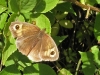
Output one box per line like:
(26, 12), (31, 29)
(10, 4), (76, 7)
(9, 22), (40, 38)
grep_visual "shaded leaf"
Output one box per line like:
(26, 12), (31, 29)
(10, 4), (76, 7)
(34, 0), (59, 13)
(94, 13), (100, 41)
(53, 35), (68, 46)
(79, 51), (96, 75)
(9, 0), (37, 13)
(0, 65), (20, 75)
(55, 2), (74, 13)
(23, 63), (56, 75)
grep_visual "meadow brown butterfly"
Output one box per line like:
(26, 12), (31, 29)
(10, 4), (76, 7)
(9, 22), (59, 62)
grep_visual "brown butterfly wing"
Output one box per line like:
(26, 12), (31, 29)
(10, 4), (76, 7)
(16, 34), (39, 54)
(27, 39), (43, 62)
(9, 22), (40, 38)
(9, 22), (41, 57)
(27, 30), (59, 61)
(16, 35), (42, 61)
(39, 33), (59, 61)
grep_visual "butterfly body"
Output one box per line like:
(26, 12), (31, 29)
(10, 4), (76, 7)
(9, 22), (59, 62)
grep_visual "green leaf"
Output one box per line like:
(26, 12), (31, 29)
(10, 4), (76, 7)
(22, 12), (32, 20)
(19, 0), (37, 13)
(8, 0), (19, 13)
(45, 12), (55, 25)
(9, 0), (37, 13)
(79, 46), (100, 75)
(0, 5), (7, 14)
(79, 51), (96, 75)
(91, 46), (100, 67)
(55, 2), (74, 13)
(55, 11), (68, 20)
(31, 14), (51, 34)
(94, 13), (100, 41)
(96, 0), (100, 3)
(0, 13), (8, 30)
(5, 59), (15, 67)
(59, 20), (73, 29)
(53, 35), (68, 46)
(58, 68), (72, 75)
(16, 14), (25, 22)
(23, 63), (56, 75)
(11, 51), (30, 63)
(3, 13), (18, 35)
(0, 65), (20, 75)
(2, 13), (18, 65)
(2, 40), (17, 65)
(85, 0), (97, 5)
(0, 0), (7, 6)
(5, 51), (31, 70)
(51, 23), (60, 36)
(82, 63), (95, 75)
(34, 0), (59, 13)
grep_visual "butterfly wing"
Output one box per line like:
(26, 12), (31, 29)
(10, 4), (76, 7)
(27, 40), (42, 62)
(26, 30), (59, 62)
(9, 22), (41, 59)
(16, 35), (42, 61)
(39, 33), (59, 61)
(9, 22), (40, 38)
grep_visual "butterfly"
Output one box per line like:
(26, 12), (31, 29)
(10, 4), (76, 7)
(9, 21), (59, 62)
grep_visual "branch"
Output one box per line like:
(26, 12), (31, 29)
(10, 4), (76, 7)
(67, 0), (100, 12)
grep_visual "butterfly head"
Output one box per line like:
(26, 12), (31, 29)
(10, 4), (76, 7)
(9, 22), (23, 38)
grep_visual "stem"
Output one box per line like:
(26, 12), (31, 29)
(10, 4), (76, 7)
(75, 59), (81, 75)
(67, 0), (100, 12)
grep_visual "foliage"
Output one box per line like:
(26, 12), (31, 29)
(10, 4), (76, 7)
(0, 0), (100, 75)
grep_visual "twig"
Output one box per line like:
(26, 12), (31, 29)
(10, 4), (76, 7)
(75, 59), (82, 75)
(67, 0), (100, 12)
